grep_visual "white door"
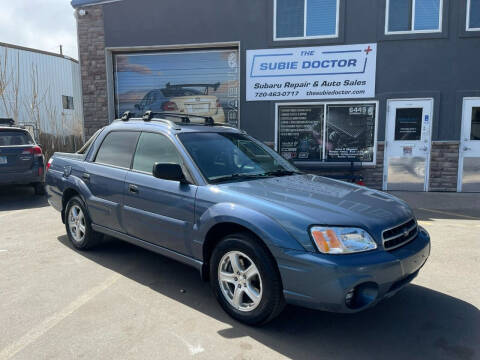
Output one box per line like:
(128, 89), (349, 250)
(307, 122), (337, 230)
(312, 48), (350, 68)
(458, 98), (480, 192)
(383, 99), (433, 191)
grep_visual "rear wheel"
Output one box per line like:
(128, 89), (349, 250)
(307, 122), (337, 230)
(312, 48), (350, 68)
(33, 182), (46, 195)
(210, 232), (285, 325)
(65, 196), (101, 250)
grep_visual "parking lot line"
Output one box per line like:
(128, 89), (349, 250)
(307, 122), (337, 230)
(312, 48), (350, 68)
(0, 274), (121, 360)
(417, 208), (480, 220)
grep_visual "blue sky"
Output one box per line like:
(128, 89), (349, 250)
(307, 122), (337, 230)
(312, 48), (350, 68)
(0, 0), (78, 59)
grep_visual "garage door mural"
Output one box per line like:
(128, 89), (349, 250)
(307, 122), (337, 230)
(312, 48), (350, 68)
(113, 49), (240, 127)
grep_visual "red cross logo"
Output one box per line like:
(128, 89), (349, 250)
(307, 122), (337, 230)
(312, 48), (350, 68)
(364, 46), (373, 55)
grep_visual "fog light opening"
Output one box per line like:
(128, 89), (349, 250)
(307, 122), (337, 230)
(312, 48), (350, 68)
(345, 282), (379, 309)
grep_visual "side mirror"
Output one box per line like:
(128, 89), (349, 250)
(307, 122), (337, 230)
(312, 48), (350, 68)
(153, 163), (187, 183)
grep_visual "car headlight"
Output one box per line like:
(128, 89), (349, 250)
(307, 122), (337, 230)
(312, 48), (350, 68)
(310, 226), (377, 254)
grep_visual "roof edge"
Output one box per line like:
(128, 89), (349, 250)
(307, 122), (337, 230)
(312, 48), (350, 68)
(71, 0), (124, 8)
(0, 42), (78, 63)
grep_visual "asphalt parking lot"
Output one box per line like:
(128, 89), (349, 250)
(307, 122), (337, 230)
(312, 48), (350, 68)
(0, 186), (479, 360)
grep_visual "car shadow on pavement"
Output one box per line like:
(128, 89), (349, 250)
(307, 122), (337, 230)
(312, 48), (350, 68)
(57, 235), (479, 360)
(0, 185), (48, 211)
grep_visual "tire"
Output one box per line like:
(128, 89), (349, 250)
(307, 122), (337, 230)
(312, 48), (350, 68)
(209, 232), (285, 325)
(34, 182), (46, 195)
(65, 196), (102, 250)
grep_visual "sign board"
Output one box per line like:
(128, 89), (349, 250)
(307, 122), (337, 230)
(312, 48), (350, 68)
(277, 102), (377, 164)
(246, 43), (376, 101)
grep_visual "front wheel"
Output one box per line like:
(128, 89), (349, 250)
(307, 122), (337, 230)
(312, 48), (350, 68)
(210, 233), (285, 325)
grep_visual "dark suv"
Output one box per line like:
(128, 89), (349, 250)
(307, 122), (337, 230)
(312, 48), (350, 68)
(0, 121), (46, 195)
(46, 113), (430, 325)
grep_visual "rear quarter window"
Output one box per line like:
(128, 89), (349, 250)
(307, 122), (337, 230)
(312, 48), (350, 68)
(94, 131), (139, 168)
(0, 130), (34, 146)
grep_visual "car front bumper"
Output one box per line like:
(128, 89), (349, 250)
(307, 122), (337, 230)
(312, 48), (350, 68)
(273, 229), (431, 313)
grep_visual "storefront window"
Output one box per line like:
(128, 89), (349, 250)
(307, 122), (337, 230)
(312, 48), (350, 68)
(278, 105), (324, 161)
(326, 104), (376, 162)
(277, 103), (377, 164)
(275, 0), (338, 40)
(386, 0), (442, 33)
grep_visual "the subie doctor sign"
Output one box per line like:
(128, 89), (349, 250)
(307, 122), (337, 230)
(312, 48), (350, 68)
(246, 43), (376, 101)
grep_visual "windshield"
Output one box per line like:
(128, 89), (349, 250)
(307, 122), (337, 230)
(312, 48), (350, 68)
(0, 130), (34, 146)
(178, 132), (300, 183)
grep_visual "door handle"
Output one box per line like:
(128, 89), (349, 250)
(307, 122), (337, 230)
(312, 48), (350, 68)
(82, 173), (90, 181)
(463, 147), (471, 151)
(420, 147), (428, 152)
(128, 184), (139, 194)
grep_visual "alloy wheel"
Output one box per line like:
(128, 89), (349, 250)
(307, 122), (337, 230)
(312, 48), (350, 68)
(218, 251), (263, 312)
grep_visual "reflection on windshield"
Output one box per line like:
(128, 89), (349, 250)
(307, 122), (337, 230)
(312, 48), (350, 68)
(178, 132), (301, 183)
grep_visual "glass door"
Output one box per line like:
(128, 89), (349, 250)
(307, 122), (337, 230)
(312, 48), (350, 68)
(458, 98), (480, 192)
(383, 99), (433, 191)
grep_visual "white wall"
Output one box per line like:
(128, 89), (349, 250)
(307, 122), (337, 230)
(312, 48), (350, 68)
(0, 44), (83, 139)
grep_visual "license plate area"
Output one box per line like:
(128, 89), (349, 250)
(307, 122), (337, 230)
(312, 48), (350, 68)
(185, 103), (209, 113)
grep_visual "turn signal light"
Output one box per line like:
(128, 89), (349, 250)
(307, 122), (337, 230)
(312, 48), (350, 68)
(312, 229), (344, 253)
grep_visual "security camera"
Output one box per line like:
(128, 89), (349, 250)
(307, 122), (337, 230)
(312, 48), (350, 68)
(78, 9), (87, 16)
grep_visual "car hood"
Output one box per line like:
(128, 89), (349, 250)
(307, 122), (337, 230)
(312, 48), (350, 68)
(216, 174), (414, 244)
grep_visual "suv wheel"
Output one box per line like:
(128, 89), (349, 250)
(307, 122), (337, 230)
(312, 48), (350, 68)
(33, 182), (46, 195)
(210, 232), (285, 325)
(65, 196), (101, 250)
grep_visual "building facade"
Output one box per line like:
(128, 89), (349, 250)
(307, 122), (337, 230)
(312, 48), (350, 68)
(72, 0), (480, 192)
(0, 42), (83, 154)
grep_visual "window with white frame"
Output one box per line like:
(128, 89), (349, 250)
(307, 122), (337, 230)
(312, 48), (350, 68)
(275, 0), (339, 40)
(467, 0), (480, 30)
(276, 102), (378, 164)
(385, 0), (443, 34)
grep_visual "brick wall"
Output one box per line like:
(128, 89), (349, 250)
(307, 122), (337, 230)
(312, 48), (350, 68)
(76, 5), (108, 139)
(429, 141), (459, 192)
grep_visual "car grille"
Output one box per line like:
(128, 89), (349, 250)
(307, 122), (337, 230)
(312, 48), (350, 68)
(382, 218), (418, 251)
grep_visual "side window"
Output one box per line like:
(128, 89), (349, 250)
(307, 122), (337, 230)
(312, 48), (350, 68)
(132, 132), (182, 174)
(95, 131), (139, 168)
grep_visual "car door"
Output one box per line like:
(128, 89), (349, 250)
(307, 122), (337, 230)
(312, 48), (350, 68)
(122, 131), (197, 255)
(82, 130), (140, 233)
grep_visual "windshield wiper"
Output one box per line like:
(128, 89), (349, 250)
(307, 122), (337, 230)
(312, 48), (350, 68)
(209, 173), (269, 184)
(264, 169), (302, 177)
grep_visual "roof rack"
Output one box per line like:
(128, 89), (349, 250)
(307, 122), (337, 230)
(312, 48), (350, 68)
(117, 111), (234, 130)
(121, 111), (133, 121)
(142, 111), (181, 130)
(148, 112), (217, 125)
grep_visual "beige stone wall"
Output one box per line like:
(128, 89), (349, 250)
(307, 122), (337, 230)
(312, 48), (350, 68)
(429, 142), (459, 192)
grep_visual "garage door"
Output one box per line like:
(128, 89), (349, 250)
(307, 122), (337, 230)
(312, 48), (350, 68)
(113, 48), (240, 127)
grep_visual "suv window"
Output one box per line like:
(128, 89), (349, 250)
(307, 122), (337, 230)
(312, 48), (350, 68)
(95, 131), (139, 168)
(132, 132), (181, 173)
(0, 130), (34, 146)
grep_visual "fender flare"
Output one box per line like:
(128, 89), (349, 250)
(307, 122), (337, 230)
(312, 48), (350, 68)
(197, 202), (306, 254)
